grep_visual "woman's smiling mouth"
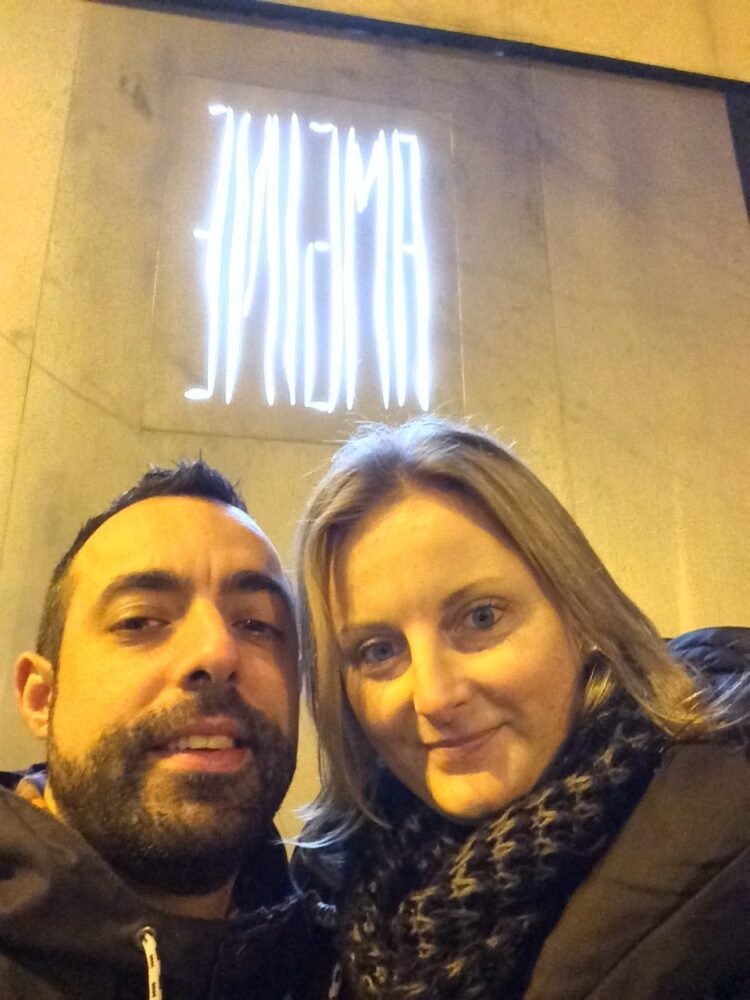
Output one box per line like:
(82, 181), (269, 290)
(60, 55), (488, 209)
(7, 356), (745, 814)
(424, 726), (501, 767)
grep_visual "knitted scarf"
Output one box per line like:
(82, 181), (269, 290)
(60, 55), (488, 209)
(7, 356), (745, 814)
(340, 694), (666, 1000)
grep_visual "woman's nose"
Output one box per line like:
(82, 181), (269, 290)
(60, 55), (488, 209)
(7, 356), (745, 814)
(409, 638), (469, 724)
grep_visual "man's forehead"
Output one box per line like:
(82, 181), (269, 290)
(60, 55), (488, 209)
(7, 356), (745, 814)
(70, 495), (281, 585)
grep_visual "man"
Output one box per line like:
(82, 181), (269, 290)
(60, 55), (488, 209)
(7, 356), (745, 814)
(1, 461), (332, 999)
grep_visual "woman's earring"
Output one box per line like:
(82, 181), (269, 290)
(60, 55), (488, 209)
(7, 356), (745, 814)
(584, 646), (606, 674)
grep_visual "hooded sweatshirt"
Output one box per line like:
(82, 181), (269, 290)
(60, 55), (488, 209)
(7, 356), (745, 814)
(0, 774), (334, 1000)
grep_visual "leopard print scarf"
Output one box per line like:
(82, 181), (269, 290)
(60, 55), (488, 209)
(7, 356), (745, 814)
(340, 694), (665, 999)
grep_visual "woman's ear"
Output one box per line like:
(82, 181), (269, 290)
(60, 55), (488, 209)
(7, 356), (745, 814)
(15, 653), (54, 740)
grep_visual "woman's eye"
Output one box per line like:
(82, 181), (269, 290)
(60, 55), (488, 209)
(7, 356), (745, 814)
(358, 638), (399, 666)
(465, 604), (501, 630)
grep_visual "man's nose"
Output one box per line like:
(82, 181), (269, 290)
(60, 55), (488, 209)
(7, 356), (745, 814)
(409, 636), (469, 725)
(176, 600), (241, 689)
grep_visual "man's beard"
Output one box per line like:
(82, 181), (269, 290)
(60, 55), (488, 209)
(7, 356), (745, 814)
(46, 685), (296, 896)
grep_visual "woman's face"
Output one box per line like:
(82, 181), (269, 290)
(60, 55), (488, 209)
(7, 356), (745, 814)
(330, 488), (584, 821)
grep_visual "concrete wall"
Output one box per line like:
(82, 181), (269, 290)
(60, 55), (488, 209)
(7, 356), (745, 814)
(1, 0), (748, 838)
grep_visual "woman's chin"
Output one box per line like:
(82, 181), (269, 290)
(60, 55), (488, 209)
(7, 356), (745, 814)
(422, 771), (521, 824)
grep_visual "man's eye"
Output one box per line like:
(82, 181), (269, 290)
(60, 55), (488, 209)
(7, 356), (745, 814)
(112, 616), (164, 633)
(464, 603), (501, 630)
(237, 618), (283, 639)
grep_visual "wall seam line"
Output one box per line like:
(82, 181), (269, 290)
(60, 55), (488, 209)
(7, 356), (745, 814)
(528, 61), (576, 515)
(0, 6), (87, 569)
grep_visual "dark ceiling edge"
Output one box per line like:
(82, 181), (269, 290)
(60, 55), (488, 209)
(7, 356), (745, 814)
(94, 0), (750, 92)
(726, 93), (750, 217)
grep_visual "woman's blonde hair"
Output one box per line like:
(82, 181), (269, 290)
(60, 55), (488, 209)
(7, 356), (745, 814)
(295, 416), (715, 846)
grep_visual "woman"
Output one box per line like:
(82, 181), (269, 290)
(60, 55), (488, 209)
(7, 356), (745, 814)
(294, 416), (749, 1000)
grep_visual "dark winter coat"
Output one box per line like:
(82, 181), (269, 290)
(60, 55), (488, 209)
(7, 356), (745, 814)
(0, 774), (334, 1000)
(523, 738), (750, 998)
(523, 627), (750, 998)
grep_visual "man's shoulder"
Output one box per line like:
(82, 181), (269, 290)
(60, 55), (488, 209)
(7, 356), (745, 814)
(1, 763), (48, 805)
(0, 791), (337, 1000)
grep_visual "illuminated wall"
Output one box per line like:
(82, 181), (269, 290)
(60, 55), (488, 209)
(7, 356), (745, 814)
(1, 0), (748, 837)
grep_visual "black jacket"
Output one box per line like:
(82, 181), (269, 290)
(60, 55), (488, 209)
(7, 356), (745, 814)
(0, 774), (334, 1000)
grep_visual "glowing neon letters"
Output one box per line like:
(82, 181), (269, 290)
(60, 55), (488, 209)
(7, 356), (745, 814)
(188, 104), (431, 411)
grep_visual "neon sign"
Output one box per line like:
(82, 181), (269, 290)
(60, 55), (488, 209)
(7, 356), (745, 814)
(188, 104), (431, 411)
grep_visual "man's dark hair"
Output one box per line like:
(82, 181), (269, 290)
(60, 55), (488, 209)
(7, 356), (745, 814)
(37, 460), (248, 666)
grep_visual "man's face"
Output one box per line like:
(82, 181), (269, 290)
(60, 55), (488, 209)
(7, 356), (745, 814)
(44, 496), (298, 893)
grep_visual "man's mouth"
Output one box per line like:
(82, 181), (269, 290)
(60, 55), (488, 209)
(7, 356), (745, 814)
(152, 718), (252, 773)
(164, 734), (242, 752)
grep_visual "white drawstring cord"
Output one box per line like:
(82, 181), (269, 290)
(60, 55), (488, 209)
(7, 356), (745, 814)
(328, 960), (342, 999)
(137, 926), (163, 1000)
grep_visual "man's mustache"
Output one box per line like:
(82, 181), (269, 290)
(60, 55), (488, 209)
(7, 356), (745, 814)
(124, 684), (282, 757)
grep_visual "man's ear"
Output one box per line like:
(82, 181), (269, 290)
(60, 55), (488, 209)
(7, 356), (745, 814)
(15, 653), (54, 739)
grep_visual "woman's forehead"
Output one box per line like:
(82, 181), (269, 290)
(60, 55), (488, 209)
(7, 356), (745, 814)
(334, 486), (509, 563)
(329, 489), (524, 615)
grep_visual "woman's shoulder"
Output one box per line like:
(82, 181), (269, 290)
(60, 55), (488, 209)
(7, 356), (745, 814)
(668, 626), (750, 716)
(575, 738), (749, 907)
(525, 739), (750, 999)
(647, 738), (750, 832)
(664, 626), (750, 742)
(667, 626), (750, 677)
(580, 737), (750, 901)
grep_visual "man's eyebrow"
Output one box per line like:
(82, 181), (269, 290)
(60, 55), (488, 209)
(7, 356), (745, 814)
(221, 570), (294, 613)
(94, 571), (185, 614)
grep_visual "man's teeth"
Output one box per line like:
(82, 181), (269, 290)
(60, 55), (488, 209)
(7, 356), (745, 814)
(166, 735), (238, 752)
